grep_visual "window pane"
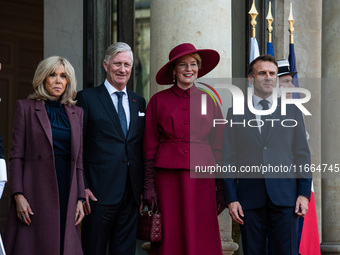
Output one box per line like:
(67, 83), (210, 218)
(112, 0), (117, 43)
(135, 0), (150, 100)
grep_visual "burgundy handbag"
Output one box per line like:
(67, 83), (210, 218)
(137, 201), (162, 242)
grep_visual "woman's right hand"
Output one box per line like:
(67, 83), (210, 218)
(144, 159), (158, 209)
(14, 194), (34, 225)
(143, 188), (158, 209)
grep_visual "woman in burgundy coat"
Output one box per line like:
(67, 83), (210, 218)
(143, 43), (225, 255)
(4, 56), (85, 255)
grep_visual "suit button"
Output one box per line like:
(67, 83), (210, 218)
(184, 150), (189, 154)
(263, 147), (268, 150)
(183, 107), (188, 111)
(38, 154), (42, 159)
(183, 121), (188, 125)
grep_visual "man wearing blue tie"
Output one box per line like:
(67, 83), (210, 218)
(76, 42), (146, 255)
(223, 55), (311, 255)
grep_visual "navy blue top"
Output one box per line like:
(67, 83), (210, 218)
(45, 100), (71, 157)
(45, 100), (71, 242)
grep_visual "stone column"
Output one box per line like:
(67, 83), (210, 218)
(274, 0), (323, 242)
(149, 0), (232, 96)
(44, 0), (84, 91)
(321, 1), (340, 254)
(149, 0), (237, 254)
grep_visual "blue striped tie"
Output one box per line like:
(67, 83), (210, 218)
(115, 91), (127, 136)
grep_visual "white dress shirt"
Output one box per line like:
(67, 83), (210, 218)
(252, 95), (273, 134)
(104, 80), (131, 130)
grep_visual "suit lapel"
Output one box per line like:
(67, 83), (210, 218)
(264, 98), (281, 143)
(127, 90), (138, 139)
(97, 84), (126, 139)
(244, 104), (262, 142)
(35, 101), (53, 149)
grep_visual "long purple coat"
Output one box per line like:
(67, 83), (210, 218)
(4, 99), (85, 255)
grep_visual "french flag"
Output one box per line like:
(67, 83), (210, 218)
(299, 182), (320, 255)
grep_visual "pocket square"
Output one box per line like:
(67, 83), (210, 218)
(138, 111), (145, 117)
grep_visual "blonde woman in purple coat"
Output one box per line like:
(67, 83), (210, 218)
(4, 56), (85, 255)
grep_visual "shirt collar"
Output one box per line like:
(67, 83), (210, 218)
(253, 94), (273, 107)
(104, 79), (127, 95)
(171, 83), (199, 97)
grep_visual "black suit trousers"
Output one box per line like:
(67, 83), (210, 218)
(81, 178), (139, 255)
(240, 198), (299, 255)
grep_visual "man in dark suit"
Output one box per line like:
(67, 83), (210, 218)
(222, 55), (311, 255)
(77, 42), (146, 255)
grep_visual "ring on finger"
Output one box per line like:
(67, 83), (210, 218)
(21, 214), (25, 221)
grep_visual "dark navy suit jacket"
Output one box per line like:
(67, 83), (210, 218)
(76, 84), (146, 205)
(222, 99), (311, 210)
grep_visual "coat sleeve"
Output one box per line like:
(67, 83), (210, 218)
(9, 101), (26, 195)
(139, 96), (146, 164)
(76, 107), (86, 199)
(75, 91), (89, 189)
(293, 107), (312, 199)
(209, 100), (225, 163)
(143, 95), (160, 160)
(222, 108), (239, 204)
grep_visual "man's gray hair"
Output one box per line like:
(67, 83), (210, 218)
(104, 42), (134, 65)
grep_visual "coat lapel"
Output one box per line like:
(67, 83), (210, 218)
(35, 101), (53, 149)
(97, 84), (126, 139)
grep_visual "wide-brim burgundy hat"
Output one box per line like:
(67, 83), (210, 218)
(156, 43), (220, 85)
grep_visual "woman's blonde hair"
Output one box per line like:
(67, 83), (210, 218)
(189, 53), (202, 69)
(170, 52), (202, 73)
(28, 56), (77, 105)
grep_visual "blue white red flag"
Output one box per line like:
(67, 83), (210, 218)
(299, 182), (321, 255)
(249, 37), (260, 89)
(288, 43), (300, 98)
(250, 37), (260, 64)
(267, 42), (274, 57)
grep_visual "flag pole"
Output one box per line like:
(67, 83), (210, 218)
(248, 0), (260, 90)
(288, 2), (299, 97)
(288, 2), (294, 44)
(249, 0), (258, 38)
(266, 1), (274, 43)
